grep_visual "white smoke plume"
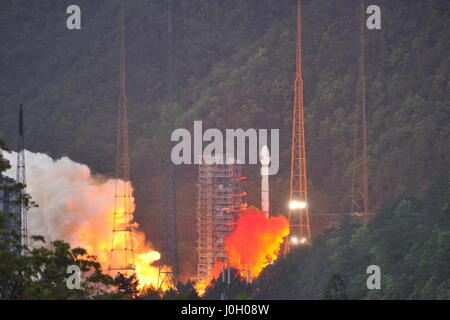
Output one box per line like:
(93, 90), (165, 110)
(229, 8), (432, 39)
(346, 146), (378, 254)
(2, 150), (167, 289)
(4, 151), (118, 252)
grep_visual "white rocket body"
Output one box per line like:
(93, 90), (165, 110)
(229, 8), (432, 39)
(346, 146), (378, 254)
(260, 145), (270, 218)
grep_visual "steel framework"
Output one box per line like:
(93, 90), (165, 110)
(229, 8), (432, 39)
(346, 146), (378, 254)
(285, 0), (311, 255)
(196, 157), (243, 282)
(16, 104), (27, 250)
(158, 0), (179, 290)
(109, 0), (135, 273)
(350, 0), (369, 218)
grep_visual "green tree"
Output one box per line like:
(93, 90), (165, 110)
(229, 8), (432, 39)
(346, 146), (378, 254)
(163, 281), (199, 300)
(323, 274), (348, 300)
(114, 273), (139, 298)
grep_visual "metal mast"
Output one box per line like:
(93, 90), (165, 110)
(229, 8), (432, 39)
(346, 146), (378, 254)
(158, 0), (179, 290)
(109, 0), (135, 273)
(350, 0), (369, 217)
(16, 104), (27, 249)
(285, 0), (311, 256)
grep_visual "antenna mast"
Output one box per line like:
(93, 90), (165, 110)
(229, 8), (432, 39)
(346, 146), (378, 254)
(109, 0), (135, 273)
(285, 0), (312, 255)
(350, 0), (369, 218)
(17, 104), (27, 249)
(158, 0), (179, 290)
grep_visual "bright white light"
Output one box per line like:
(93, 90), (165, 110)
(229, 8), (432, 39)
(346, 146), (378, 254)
(289, 200), (307, 210)
(290, 236), (307, 246)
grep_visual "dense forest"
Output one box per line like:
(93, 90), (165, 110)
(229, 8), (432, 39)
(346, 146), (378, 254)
(0, 0), (449, 297)
(252, 179), (450, 299)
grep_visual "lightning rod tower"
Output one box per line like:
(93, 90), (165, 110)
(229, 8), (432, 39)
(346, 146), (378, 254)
(350, 0), (369, 218)
(109, 0), (135, 273)
(158, 0), (179, 290)
(17, 104), (27, 250)
(285, 0), (311, 256)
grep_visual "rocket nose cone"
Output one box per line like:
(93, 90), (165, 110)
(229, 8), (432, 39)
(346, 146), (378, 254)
(260, 145), (270, 165)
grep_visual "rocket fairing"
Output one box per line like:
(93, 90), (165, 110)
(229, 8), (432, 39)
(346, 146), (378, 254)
(260, 145), (270, 218)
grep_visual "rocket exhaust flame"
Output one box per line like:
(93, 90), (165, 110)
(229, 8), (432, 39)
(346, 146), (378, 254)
(222, 206), (289, 279)
(4, 151), (171, 292)
(196, 206), (289, 295)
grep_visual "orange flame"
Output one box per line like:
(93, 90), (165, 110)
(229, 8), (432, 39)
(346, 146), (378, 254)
(63, 179), (171, 292)
(224, 206), (289, 279)
(195, 206), (289, 294)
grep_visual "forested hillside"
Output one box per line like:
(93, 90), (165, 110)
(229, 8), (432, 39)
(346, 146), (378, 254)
(0, 0), (449, 282)
(252, 179), (450, 299)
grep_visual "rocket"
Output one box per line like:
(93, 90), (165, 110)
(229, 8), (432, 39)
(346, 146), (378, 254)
(260, 145), (270, 218)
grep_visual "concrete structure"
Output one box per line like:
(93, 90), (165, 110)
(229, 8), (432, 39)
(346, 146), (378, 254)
(196, 156), (244, 279)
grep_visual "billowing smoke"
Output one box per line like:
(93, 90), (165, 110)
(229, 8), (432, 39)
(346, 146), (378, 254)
(3, 150), (167, 290)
